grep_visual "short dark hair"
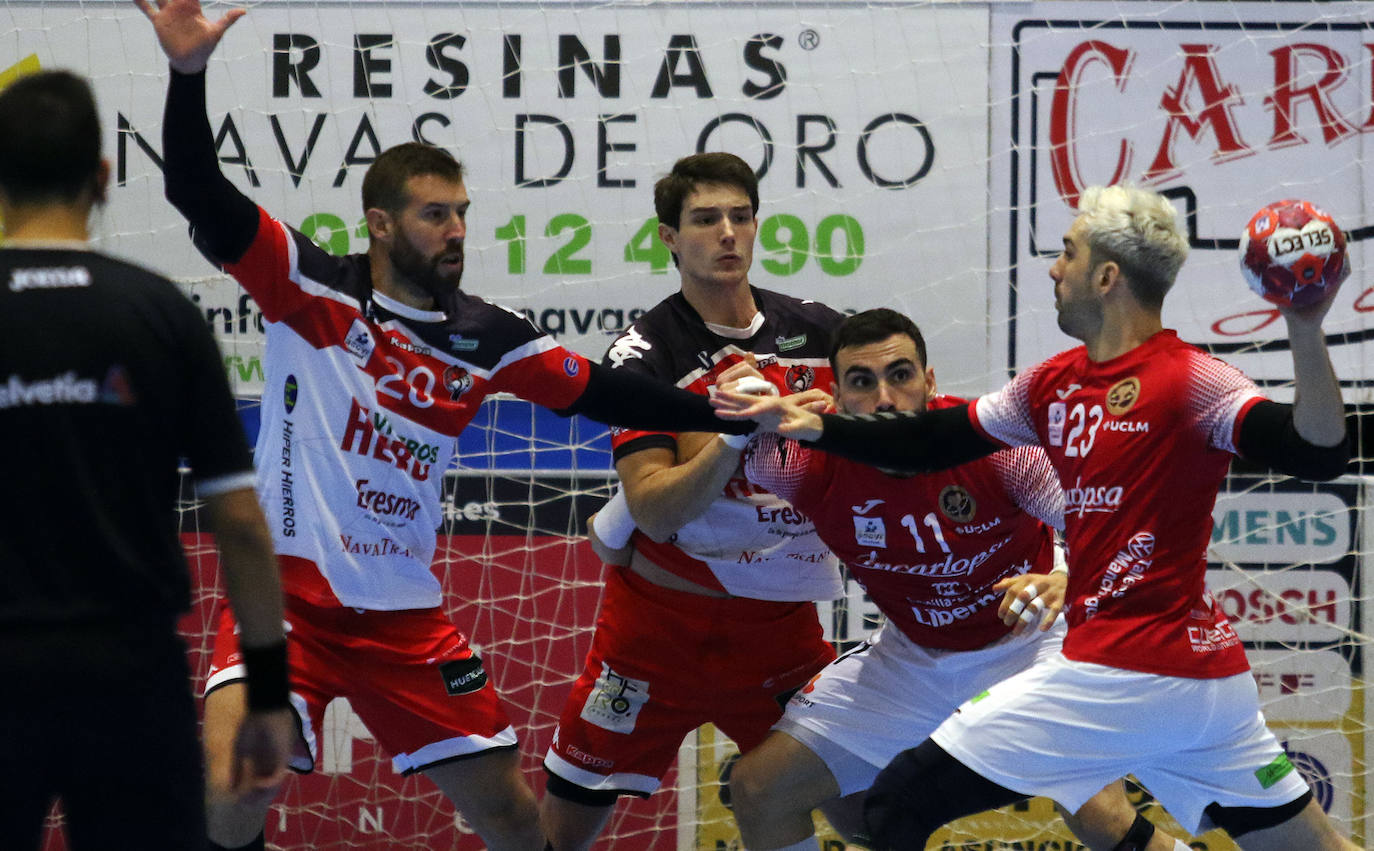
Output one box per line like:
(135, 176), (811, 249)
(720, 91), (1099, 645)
(829, 308), (928, 373)
(361, 142), (464, 213)
(653, 152), (759, 230)
(0, 70), (102, 205)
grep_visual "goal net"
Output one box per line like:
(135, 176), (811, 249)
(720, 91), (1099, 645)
(9, 0), (1369, 848)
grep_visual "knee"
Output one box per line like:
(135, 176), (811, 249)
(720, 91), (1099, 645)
(727, 754), (790, 821)
(863, 747), (944, 851)
(1063, 792), (1143, 850)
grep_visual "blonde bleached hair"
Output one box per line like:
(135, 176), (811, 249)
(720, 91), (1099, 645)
(1077, 184), (1189, 309)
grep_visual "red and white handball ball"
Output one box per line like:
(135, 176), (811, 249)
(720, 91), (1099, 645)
(1238, 199), (1349, 308)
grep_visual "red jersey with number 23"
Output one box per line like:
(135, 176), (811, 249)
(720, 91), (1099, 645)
(970, 331), (1263, 678)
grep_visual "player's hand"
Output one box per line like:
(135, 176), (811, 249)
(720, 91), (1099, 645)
(994, 571), (1066, 635)
(1278, 285), (1342, 330)
(788, 387), (835, 414)
(135, 0), (245, 75)
(711, 390), (824, 442)
(717, 354), (769, 392)
(229, 707), (294, 798)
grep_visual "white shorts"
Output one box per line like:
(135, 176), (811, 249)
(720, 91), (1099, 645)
(776, 619), (1065, 796)
(931, 653), (1310, 834)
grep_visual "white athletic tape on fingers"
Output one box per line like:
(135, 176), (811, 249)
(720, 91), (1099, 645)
(732, 375), (778, 396)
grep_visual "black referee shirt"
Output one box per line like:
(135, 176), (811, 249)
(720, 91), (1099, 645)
(0, 245), (252, 629)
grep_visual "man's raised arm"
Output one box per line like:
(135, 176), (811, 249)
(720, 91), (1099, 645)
(138, 0), (259, 264)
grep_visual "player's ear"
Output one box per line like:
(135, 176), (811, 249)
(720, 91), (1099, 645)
(364, 207), (394, 242)
(91, 159), (110, 206)
(1094, 259), (1120, 295)
(658, 221), (678, 252)
(925, 366), (936, 396)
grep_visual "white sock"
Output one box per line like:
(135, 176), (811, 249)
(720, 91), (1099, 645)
(1173, 840), (1192, 851)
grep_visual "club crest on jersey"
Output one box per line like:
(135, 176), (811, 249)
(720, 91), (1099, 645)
(854, 515), (887, 548)
(785, 365), (814, 392)
(443, 366), (474, 400)
(1106, 377), (1141, 415)
(344, 319), (376, 366)
(938, 485), (976, 522)
(283, 374), (298, 413)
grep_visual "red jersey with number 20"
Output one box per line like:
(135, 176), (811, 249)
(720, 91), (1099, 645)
(746, 396), (1061, 650)
(227, 207), (592, 611)
(970, 331), (1263, 678)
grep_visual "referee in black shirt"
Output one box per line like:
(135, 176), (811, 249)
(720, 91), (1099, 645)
(0, 70), (292, 849)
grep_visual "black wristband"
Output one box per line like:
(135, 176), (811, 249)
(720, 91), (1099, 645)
(241, 641), (291, 711)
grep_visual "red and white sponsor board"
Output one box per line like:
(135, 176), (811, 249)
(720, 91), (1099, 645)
(991, 1), (1372, 402)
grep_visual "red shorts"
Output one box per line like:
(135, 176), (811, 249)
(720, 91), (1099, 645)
(544, 565), (834, 797)
(207, 596), (516, 775)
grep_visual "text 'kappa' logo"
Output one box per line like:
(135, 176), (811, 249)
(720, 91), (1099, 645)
(938, 484), (976, 523)
(1105, 377), (1141, 416)
(605, 327), (652, 367)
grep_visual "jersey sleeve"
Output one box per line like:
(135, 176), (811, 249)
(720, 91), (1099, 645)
(970, 366), (1042, 448)
(221, 208), (329, 324)
(602, 327), (678, 458)
(989, 445), (1065, 531)
(483, 305), (593, 410)
(741, 432), (816, 505)
(1184, 349), (1265, 454)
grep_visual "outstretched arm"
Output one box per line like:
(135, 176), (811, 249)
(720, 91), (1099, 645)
(714, 389), (999, 473)
(559, 360), (754, 436)
(598, 360), (794, 541)
(138, 0), (259, 263)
